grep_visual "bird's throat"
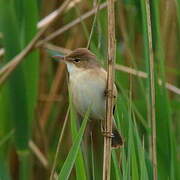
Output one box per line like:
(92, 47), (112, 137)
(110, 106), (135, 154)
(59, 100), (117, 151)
(66, 62), (85, 78)
(66, 62), (77, 73)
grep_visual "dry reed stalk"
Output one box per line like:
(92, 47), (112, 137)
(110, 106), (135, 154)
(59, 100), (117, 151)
(28, 140), (58, 179)
(29, 140), (49, 169)
(0, 0), (71, 86)
(145, 0), (157, 179)
(102, 0), (116, 179)
(37, 0), (82, 29)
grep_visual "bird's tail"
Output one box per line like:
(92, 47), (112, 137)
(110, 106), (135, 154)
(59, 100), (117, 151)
(112, 127), (123, 149)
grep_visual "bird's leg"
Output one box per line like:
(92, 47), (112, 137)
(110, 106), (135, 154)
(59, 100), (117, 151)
(101, 120), (114, 138)
(104, 89), (116, 98)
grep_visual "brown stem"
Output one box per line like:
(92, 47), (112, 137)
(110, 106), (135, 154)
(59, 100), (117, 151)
(102, 0), (116, 180)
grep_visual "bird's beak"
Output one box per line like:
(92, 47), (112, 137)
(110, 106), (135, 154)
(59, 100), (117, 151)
(52, 55), (65, 62)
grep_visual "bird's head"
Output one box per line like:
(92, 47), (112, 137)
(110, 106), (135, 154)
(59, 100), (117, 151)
(53, 48), (100, 73)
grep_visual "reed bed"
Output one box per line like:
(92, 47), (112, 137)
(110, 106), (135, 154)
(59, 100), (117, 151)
(0, 0), (180, 180)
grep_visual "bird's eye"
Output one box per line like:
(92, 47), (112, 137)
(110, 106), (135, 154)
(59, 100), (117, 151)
(74, 58), (80, 62)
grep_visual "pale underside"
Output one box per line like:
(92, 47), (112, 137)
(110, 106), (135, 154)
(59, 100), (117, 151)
(67, 63), (117, 121)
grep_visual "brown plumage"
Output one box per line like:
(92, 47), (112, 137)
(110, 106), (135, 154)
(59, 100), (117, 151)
(53, 48), (123, 148)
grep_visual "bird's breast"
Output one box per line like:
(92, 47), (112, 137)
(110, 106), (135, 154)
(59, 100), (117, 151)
(69, 68), (107, 120)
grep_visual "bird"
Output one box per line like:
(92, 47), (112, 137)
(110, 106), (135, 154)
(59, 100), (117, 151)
(53, 48), (123, 148)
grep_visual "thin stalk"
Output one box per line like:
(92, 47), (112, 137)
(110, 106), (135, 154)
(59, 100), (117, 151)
(29, 140), (49, 169)
(50, 108), (70, 180)
(90, 133), (95, 180)
(87, 0), (101, 49)
(102, 0), (116, 179)
(145, 0), (157, 179)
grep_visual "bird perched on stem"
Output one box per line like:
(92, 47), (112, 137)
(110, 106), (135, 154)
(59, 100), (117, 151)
(53, 48), (123, 148)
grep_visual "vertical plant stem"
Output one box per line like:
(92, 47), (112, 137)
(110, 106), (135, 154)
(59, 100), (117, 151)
(145, 0), (157, 179)
(102, 0), (116, 180)
(86, 0), (101, 49)
(50, 108), (70, 180)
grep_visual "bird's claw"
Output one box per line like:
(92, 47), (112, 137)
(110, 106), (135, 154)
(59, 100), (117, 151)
(104, 89), (116, 98)
(102, 130), (114, 138)
(101, 122), (114, 138)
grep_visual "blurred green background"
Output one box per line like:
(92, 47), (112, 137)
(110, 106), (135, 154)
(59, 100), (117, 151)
(0, 0), (180, 179)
